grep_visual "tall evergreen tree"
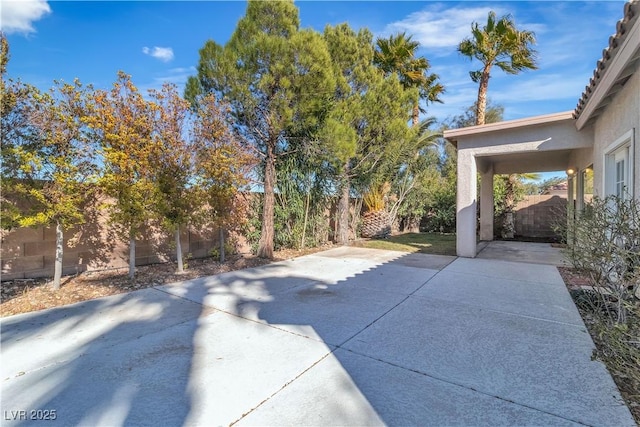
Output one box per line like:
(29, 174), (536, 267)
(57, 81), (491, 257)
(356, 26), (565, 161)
(459, 12), (538, 238)
(186, 0), (334, 258)
(322, 24), (415, 243)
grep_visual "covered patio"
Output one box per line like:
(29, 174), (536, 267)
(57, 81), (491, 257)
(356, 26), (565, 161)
(444, 111), (594, 257)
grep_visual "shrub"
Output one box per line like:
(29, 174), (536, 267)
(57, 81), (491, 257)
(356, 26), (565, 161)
(422, 185), (456, 233)
(565, 195), (640, 324)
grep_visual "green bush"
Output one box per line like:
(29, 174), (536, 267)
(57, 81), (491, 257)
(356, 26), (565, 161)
(565, 195), (640, 324)
(422, 186), (456, 233)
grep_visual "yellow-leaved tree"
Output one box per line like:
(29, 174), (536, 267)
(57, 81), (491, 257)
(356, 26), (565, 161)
(87, 72), (157, 279)
(191, 93), (255, 262)
(10, 79), (97, 289)
(149, 83), (202, 273)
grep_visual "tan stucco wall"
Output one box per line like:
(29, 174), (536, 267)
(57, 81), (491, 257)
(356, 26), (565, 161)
(592, 70), (640, 198)
(455, 118), (592, 153)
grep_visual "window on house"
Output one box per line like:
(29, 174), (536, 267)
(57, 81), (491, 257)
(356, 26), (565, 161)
(615, 149), (627, 197)
(604, 130), (634, 200)
(582, 166), (593, 204)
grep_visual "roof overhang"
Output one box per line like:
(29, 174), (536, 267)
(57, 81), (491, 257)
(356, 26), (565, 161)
(574, 1), (640, 129)
(444, 111), (575, 147)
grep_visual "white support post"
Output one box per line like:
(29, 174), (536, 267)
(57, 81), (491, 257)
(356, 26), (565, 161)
(457, 150), (478, 257)
(480, 167), (494, 241)
(567, 176), (575, 246)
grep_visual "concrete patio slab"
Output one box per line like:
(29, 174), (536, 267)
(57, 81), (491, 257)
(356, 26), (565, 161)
(1, 288), (204, 379)
(1, 246), (634, 427)
(447, 256), (564, 284)
(415, 269), (582, 325)
(342, 296), (631, 426)
(387, 252), (456, 270)
(240, 348), (580, 427)
(477, 240), (570, 266)
(313, 246), (404, 262)
(2, 307), (333, 427)
(159, 265), (423, 346)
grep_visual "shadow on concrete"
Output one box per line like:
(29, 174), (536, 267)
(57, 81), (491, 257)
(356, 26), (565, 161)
(1, 284), (204, 426)
(1, 247), (632, 426)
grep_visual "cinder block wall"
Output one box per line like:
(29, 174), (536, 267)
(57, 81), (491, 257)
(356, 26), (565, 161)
(514, 195), (567, 239)
(1, 221), (224, 281)
(1, 192), (257, 281)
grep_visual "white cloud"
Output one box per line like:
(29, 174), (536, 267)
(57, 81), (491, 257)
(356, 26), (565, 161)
(0, 0), (51, 34)
(382, 5), (507, 50)
(142, 46), (174, 62)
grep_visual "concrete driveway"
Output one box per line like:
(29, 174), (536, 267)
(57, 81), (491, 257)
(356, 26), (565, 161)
(1, 247), (634, 426)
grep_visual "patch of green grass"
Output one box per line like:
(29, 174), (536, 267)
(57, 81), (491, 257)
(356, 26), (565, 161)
(356, 232), (456, 256)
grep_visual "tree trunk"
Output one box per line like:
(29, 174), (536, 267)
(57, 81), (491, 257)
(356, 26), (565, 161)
(219, 226), (225, 263)
(52, 220), (63, 290)
(337, 170), (350, 245)
(129, 229), (136, 279)
(175, 225), (184, 273)
(257, 142), (275, 259)
(412, 103), (420, 127)
(475, 68), (491, 126)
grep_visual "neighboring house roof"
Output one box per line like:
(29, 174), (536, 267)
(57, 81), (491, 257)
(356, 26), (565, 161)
(543, 181), (568, 196)
(573, 0), (640, 129)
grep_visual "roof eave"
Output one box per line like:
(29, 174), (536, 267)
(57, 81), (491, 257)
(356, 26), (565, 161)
(574, 1), (640, 129)
(443, 111), (575, 145)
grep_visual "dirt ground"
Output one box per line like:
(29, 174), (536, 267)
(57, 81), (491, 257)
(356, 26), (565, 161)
(0, 245), (334, 318)
(558, 266), (640, 423)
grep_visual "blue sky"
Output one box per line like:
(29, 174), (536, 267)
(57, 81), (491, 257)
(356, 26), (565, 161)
(2, 0), (627, 179)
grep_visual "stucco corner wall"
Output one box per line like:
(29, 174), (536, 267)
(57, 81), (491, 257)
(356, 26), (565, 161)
(592, 70), (640, 199)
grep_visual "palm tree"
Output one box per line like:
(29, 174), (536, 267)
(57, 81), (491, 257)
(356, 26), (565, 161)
(374, 33), (444, 126)
(458, 11), (537, 126)
(459, 12), (538, 238)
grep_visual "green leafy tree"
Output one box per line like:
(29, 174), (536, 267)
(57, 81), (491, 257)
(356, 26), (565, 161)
(387, 118), (441, 230)
(322, 24), (414, 243)
(458, 11), (537, 126)
(495, 172), (540, 238)
(186, 0), (334, 258)
(444, 100), (504, 129)
(1, 33), (39, 231)
(87, 72), (157, 279)
(13, 80), (97, 289)
(374, 32), (444, 126)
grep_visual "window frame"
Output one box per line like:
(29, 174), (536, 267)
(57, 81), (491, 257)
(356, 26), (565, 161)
(603, 129), (635, 199)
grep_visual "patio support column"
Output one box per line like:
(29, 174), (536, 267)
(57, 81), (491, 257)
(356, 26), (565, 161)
(479, 166), (494, 241)
(457, 150), (478, 257)
(567, 175), (575, 245)
(575, 169), (584, 213)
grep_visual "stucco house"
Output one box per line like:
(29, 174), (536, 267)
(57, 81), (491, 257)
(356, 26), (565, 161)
(444, 0), (639, 258)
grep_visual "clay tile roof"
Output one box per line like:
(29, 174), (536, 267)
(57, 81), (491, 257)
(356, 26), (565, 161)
(573, 1), (640, 119)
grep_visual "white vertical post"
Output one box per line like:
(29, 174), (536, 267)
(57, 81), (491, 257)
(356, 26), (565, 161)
(567, 175), (575, 246)
(480, 166), (494, 241)
(457, 150), (478, 257)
